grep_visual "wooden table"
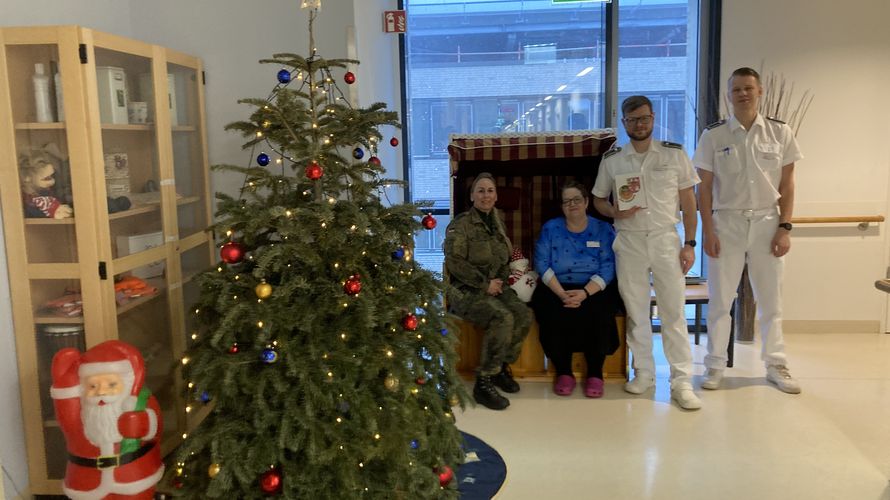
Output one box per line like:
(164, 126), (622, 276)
(651, 282), (734, 367)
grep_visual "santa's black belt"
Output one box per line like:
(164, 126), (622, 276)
(69, 442), (154, 469)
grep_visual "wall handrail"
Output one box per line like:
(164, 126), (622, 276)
(790, 215), (884, 230)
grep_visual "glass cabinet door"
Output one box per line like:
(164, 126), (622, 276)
(90, 39), (179, 445)
(167, 58), (211, 241)
(1, 36), (85, 483)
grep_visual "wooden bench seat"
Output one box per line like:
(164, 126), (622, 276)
(449, 314), (628, 380)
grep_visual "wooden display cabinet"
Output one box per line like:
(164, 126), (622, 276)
(0, 26), (214, 495)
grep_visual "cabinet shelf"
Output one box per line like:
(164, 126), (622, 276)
(33, 314), (85, 325)
(172, 125), (196, 132)
(25, 217), (76, 226)
(15, 122), (65, 130)
(101, 123), (156, 132)
(109, 195), (201, 220)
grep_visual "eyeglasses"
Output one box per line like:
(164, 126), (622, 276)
(622, 114), (653, 126)
(561, 196), (585, 206)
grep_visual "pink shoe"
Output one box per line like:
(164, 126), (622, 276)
(553, 375), (576, 396)
(584, 377), (604, 398)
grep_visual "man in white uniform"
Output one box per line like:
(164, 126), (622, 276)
(593, 95), (702, 410)
(693, 67), (803, 394)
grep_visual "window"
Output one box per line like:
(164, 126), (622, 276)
(403, 0), (709, 278)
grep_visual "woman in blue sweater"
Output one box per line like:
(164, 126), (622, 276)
(532, 180), (619, 398)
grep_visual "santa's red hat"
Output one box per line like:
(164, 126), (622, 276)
(77, 340), (144, 397)
(510, 248), (525, 261)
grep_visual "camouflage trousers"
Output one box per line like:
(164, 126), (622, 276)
(452, 289), (533, 376)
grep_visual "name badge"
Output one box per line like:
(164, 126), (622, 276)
(587, 241), (600, 248)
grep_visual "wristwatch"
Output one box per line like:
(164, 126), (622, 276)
(684, 240), (696, 247)
(778, 222), (793, 231)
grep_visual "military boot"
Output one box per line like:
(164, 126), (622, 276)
(473, 375), (509, 410)
(491, 363), (520, 393)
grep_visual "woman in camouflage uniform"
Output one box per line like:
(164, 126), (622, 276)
(444, 173), (532, 410)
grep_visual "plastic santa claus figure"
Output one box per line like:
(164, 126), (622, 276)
(50, 340), (164, 499)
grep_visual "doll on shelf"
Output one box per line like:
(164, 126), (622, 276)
(19, 151), (73, 219)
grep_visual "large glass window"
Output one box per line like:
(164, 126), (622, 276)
(403, 0), (704, 277)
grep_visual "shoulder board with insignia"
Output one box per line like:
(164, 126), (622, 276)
(603, 147), (622, 159)
(705, 119), (726, 130)
(661, 141), (683, 149)
(765, 116), (786, 124)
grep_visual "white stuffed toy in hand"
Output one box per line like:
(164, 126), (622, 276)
(507, 248), (538, 303)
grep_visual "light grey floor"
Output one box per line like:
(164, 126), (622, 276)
(456, 333), (890, 500)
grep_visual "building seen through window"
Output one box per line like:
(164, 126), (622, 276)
(403, 0), (702, 276)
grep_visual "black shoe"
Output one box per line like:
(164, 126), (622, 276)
(491, 363), (520, 393)
(473, 375), (509, 410)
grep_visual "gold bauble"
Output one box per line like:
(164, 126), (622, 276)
(255, 280), (273, 299)
(449, 394), (460, 407)
(384, 374), (400, 391)
(208, 463), (221, 478)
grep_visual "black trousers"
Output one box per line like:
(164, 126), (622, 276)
(531, 282), (619, 378)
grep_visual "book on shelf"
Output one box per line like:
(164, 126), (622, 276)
(614, 172), (646, 210)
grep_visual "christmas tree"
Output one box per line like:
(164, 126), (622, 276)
(173, 5), (466, 498)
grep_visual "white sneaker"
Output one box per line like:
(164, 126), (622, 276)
(671, 387), (703, 410)
(766, 365), (801, 394)
(701, 369), (724, 390)
(624, 375), (655, 394)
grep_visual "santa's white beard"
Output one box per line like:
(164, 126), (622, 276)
(82, 394), (126, 449)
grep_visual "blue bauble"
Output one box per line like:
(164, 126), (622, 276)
(277, 69), (292, 84)
(257, 152), (270, 166)
(352, 147), (364, 160)
(200, 391), (211, 403)
(410, 439), (419, 450)
(392, 247), (405, 260)
(261, 348), (279, 364)
(440, 328), (448, 336)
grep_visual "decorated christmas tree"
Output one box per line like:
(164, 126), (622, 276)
(173, 5), (466, 498)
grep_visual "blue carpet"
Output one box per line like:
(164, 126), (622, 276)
(457, 431), (506, 499)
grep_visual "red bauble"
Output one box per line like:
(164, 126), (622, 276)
(305, 161), (324, 180)
(436, 465), (454, 487)
(416, 376), (427, 385)
(368, 156), (381, 166)
(402, 313), (419, 331)
(421, 214), (437, 230)
(173, 476), (184, 489)
(228, 342), (239, 354)
(344, 71), (356, 84)
(259, 467), (282, 495)
(390, 137), (399, 147)
(220, 241), (245, 264)
(344, 275), (362, 295)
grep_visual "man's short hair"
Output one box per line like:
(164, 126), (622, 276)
(621, 95), (653, 116)
(729, 67), (761, 85)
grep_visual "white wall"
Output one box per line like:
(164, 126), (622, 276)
(721, 0), (890, 332)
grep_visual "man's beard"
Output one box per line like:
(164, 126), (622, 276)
(82, 394), (127, 448)
(628, 128), (653, 142)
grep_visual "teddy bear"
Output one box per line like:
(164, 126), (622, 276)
(507, 248), (538, 303)
(20, 151), (73, 219)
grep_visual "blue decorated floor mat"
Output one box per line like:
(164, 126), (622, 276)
(457, 432), (507, 499)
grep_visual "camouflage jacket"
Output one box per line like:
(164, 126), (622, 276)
(444, 208), (512, 292)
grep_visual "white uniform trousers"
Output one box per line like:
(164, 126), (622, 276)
(705, 208), (787, 369)
(614, 228), (693, 388)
